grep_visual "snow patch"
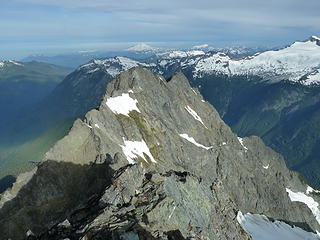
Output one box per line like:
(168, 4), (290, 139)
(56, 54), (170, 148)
(158, 50), (205, 59)
(238, 137), (248, 151)
(127, 43), (157, 52)
(8, 60), (23, 66)
(311, 36), (320, 41)
(286, 188), (320, 225)
(301, 70), (320, 85)
(306, 186), (320, 195)
(168, 205), (176, 220)
(0, 60), (23, 68)
(237, 211), (320, 240)
(87, 67), (100, 74)
(120, 138), (157, 164)
(81, 56), (155, 77)
(179, 134), (213, 150)
(106, 93), (140, 117)
(185, 106), (206, 127)
(192, 44), (209, 49)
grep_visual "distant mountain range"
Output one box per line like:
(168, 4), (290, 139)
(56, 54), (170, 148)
(21, 43), (269, 68)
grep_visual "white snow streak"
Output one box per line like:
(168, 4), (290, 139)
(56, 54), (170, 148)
(237, 211), (320, 240)
(185, 105), (206, 127)
(106, 93), (140, 117)
(302, 70), (320, 86)
(286, 188), (320, 225)
(263, 164), (269, 169)
(238, 137), (248, 152)
(179, 134), (213, 150)
(127, 43), (157, 52)
(120, 138), (156, 164)
(168, 205), (176, 220)
(306, 186), (320, 195)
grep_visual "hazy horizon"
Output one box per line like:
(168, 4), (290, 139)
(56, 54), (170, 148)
(1, 0), (319, 59)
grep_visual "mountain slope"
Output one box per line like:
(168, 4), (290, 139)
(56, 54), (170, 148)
(1, 68), (320, 240)
(0, 61), (71, 129)
(0, 57), (157, 181)
(182, 69), (320, 187)
(143, 37), (320, 186)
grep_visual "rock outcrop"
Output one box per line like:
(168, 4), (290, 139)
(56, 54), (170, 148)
(1, 67), (320, 240)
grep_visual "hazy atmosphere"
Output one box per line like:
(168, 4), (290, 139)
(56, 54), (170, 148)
(1, 0), (320, 59)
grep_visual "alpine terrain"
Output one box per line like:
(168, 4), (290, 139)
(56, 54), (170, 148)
(1, 67), (320, 240)
(52, 36), (320, 187)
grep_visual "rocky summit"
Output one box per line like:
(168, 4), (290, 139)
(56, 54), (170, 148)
(1, 67), (320, 240)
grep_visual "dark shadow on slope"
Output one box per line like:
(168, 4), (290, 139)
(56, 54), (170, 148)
(0, 160), (114, 240)
(0, 175), (16, 194)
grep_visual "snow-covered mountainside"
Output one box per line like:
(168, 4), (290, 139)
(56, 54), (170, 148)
(76, 36), (320, 87)
(0, 60), (24, 68)
(157, 50), (205, 59)
(237, 212), (320, 240)
(154, 36), (320, 85)
(127, 43), (159, 52)
(79, 56), (156, 77)
(193, 36), (320, 84)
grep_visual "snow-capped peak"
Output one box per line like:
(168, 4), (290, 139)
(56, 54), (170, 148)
(0, 60), (23, 68)
(127, 43), (158, 52)
(192, 44), (209, 50)
(80, 56), (156, 77)
(310, 36), (320, 42)
(157, 50), (205, 59)
(192, 36), (320, 85)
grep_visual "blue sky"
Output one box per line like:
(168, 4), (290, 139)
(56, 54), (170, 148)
(1, 0), (320, 59)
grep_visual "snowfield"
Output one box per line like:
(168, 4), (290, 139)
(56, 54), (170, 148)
(286, 188), (320, 225)
(106, 93), (140, 117)
(179, 134), (213, 150)
(120, 138), (156, 164)
(237, 211), (320, 240)
(193, 37), (320, 84)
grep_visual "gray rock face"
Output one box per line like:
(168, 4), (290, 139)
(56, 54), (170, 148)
(0, 67), (319, 239)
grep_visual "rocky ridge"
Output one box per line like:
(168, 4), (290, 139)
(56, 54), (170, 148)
(1, 67), (320, 239)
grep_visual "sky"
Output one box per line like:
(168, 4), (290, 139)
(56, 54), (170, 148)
(1, 0), (320, 59)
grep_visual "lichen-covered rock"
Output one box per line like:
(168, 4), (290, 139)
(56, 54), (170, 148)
(0, 67), (319, 239)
